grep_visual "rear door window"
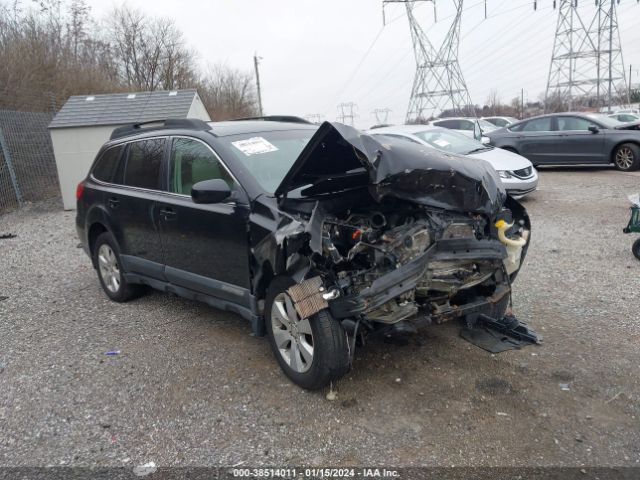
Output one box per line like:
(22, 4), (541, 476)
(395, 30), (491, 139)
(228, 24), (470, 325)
(522, 117), (552, 132)
(92, 145), (124, 183)
(123, 138), (165, 190)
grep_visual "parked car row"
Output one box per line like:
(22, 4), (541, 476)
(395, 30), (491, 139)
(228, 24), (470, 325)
(486, 112), (640, 171)
(393, 110), (640, 172)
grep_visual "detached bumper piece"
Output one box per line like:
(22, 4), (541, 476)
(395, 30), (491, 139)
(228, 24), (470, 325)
(460, 314), (542, 353)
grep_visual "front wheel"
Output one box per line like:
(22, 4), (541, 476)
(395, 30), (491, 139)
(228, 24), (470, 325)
(93, 232), (145, 302)
(613, 143), (640, 171)
(633, 238), (640, 260)
(265, 276), (350, 390)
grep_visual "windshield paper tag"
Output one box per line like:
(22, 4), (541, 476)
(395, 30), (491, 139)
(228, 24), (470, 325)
(433, 139), (451, 148)
(231, 137), (279, 156)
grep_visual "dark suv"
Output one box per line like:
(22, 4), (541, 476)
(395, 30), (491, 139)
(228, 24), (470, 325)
(77, 118), (534, 389)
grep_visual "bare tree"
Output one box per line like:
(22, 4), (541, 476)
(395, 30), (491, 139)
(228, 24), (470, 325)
(0, 0), (258, 119)
(107, 5), (197, 91)
(485, 89), (501, 116)
(198, 64), (259, 120)
(0, 0), (122, 110)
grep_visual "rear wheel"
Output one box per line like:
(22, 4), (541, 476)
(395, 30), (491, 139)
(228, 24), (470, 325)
(632, 238), (640, 260)
(265, 276), (350, 390)
(93, 232), (145, 302)
(613, 143), (640, 171)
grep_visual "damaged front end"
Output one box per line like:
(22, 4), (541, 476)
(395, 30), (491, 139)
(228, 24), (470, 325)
(253, 122), (537, 351)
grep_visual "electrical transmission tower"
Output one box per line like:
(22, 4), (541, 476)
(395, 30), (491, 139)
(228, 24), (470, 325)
(337, 102), (358, 126)
(384, 0), (475, 122)
(305, 114), (324, 124)
(372, 107), (392, 124)
(544, 0), (632, 112)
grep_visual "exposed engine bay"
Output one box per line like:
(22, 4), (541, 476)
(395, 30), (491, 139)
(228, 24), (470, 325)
(281, 196), (530, 333)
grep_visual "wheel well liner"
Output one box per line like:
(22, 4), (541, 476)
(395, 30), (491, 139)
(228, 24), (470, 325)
(88, 222), (108, 256)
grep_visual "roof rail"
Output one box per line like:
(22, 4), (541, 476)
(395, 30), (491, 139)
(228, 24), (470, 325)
(229, 115), (312, 124)
(110, 118), (211, 140)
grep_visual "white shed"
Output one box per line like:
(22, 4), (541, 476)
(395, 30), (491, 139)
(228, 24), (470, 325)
(48, 89), (211, 209)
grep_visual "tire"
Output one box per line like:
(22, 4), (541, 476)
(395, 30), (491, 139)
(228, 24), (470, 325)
(265, 276), (350, 390)
(633, 238), (640, 261)
(613, 143), (640, 171)
(92, 232), (145, 302)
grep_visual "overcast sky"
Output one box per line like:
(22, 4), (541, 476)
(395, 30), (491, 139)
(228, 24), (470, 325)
(86, 0), (640, 128)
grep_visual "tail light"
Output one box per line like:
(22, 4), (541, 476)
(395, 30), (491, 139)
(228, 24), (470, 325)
(76, 182), (85, 200)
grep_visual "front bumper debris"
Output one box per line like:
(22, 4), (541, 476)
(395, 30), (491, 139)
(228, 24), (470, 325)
(460, 313), (542, 353)
(329, 238), (509, 322)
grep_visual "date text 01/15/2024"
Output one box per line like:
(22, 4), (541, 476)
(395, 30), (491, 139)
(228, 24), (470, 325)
(231, 468), (400, 478)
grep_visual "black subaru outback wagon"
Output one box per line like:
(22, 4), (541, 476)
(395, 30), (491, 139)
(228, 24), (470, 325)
(77, 118), (534, 389)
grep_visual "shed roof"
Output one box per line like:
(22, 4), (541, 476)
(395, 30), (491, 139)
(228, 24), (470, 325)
(49, 89), (199, 129)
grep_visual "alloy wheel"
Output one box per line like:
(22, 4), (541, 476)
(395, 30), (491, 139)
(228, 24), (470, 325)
(270, 292), (314, 373)
(98, 244), (121, 293)
(615, 147), (634, 170)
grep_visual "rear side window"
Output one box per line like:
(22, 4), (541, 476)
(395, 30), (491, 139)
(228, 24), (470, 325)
(92, 145), (124, 183)
(123, 139), (165, 190)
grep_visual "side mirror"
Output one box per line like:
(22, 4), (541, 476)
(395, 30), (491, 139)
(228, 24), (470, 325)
(588, 125), (599, 134)
(191, 179), (231, 204)
(481, 136), (491, 145)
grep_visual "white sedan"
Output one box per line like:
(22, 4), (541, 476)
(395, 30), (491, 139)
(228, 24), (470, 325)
(430, 117), (500, 143)
(369, 124), (538, 197)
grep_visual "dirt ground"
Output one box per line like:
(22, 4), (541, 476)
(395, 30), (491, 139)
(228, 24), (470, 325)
(1, 168), (639, 468)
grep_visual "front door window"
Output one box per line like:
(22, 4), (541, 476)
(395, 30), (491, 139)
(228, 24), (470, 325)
(169, 138), (234, 195)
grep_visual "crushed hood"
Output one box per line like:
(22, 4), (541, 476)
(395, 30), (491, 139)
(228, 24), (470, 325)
(275, 121), (506, 215)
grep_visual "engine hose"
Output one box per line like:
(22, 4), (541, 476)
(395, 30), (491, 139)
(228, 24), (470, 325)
(495, 219), (527, 247)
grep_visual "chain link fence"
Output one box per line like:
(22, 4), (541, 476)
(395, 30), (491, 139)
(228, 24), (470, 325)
(0, 90), (60, 213)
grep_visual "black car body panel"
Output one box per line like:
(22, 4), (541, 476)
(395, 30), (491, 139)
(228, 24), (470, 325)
(77, 119), (531, 339)
(487, 112), (640, 166)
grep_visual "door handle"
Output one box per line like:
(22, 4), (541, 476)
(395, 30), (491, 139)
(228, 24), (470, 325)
(159, 207), (177, 220)
(107, 197), (119, 209)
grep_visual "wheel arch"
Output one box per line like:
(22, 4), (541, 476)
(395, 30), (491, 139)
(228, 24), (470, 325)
(253, 260), (275, 304)
(88, 222), (109, 255)
(609, 139), (640, 163)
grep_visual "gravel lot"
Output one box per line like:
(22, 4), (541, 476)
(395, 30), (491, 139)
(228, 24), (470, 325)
(1, 168), (639, 468)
